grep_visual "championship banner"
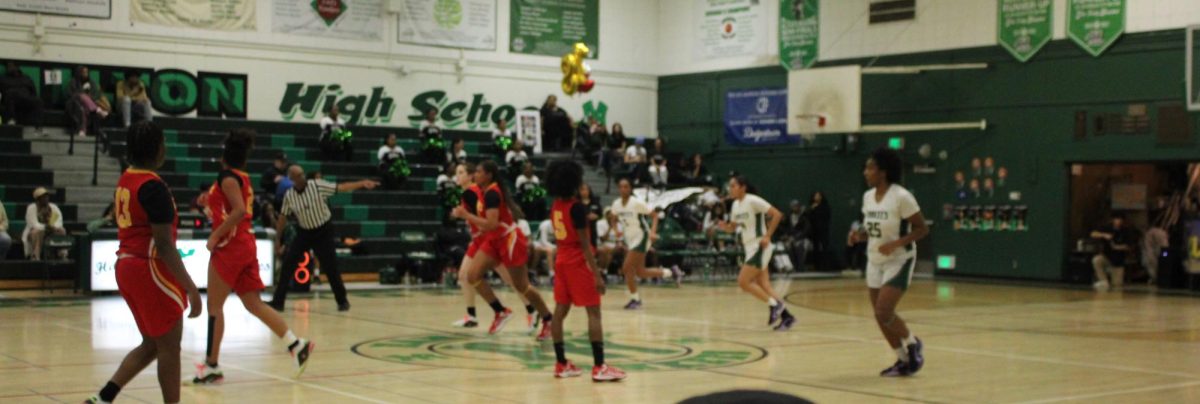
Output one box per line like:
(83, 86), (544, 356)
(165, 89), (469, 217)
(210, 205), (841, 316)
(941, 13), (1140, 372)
(779, 0), (818, 70)
(695, 0), (767, 61)
(397, 0), (496, 50)
(998, 0), (1052, 62)
(273, 0), (385, 41)
(132, 0), (256, 31)
(509, 0), (599, 58)
(724, 88), (794, 146)
(1, 0), (110, 19)
(1067, 0), (1125, 57)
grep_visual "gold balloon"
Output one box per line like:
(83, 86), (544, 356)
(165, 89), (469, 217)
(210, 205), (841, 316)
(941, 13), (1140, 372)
(560, 42), (593, 96)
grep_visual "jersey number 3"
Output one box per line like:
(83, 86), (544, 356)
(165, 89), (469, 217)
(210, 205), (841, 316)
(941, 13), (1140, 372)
(115, 187), (133, 229)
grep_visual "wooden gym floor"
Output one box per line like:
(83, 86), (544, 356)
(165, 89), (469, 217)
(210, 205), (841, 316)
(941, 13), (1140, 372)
(1, 277), (1199, 403)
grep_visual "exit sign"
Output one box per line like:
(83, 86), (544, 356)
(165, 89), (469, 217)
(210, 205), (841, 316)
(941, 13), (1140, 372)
(937, 255), (956, 270)
(888, 137), (905, 149)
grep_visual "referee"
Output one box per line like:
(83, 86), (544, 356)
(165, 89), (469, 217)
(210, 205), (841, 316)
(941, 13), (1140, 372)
(270, 164), (378, 312)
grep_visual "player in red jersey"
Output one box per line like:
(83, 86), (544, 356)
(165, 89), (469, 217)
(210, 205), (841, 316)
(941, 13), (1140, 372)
(451, 160), (553, 338)
(194, 129), (313, 384)
(545, 160), (625, 382)
(85, 122), (202, 404)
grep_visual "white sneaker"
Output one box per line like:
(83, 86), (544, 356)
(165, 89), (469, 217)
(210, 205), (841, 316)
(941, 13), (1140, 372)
(451, 315), (478, 328)
(1092, 280), (1110, 291)
(192, 362), (224, 384)
(290, 339), (314, 377)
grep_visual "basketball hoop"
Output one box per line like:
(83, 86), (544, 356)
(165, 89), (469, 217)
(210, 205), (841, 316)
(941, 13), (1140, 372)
(794, 113), (828, 141)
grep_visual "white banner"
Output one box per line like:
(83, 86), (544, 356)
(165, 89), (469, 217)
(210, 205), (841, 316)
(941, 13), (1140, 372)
(396, 0), (496, 50)
(694, 0), (767, 60)
(90, 239), (275, 292)
(132, 0), (256, 31)
(273, 0), (385, 41)
(1, 0), (110, 18)
(634, 187), (706, 211)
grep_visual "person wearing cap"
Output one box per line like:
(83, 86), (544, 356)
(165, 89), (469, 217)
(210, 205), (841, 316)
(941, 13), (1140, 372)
(0, 196), (11, 260)
(22, 187), (65, 260)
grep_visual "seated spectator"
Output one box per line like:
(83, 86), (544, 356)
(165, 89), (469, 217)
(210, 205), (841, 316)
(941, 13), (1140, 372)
(0, 198), (10, 260)
(319, 105), (353, 161)
(86, 202), (116, 233)
(532, 219), (556, 276)
(515, 161), (540, 191)
(516, 162), (546, 221)
(447, 137), (467, 165)
(378, 133), (408, 189)
(116, 73), (151, 127)
(684, 153), (712, 186)
(492, 118), (515, 154)
(702, 202), (727, 250)
(22, 187), (65, 260)
(648, 155), (669, 189)
(0, 61), (43, 133)
(260, 153), (289, 195)
(436, 162), (457, 191)
(420, 107), (446, 164)
(651, 137), (667, 159)
(506, 141), (530, 174)
(67, 66), (109, 138)
(1091, 212), (1135, 291)
(624, 138), (649, 184)
(782, 200), (810, 271)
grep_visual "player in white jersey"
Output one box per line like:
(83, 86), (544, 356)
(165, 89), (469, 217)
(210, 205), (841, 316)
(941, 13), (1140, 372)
(610, 178), (682, 309)
(717, 176), (795, 331)
(848, 148), (929, 377)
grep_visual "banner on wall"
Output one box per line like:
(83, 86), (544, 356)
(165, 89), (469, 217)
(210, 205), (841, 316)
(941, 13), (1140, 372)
(132, 0), (256, 31)
(396, 0), (496, 49)
(91, 239), (274, 292)
(779, 0), (819, 70)
(0, 0), (110, 19)
(509, 0), (599, 58)
(724, 88), (795, 146)
(1067, 0), (1125, 57)
(997, 0), (1052, 62)
(273, 0), (384, 41)
(695, 0), (767, 61)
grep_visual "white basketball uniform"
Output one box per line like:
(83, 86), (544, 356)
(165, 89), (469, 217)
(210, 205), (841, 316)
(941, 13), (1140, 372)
(731, 194), (773, 270)
(610, 197), (653, 253)
(862, 185), (921, 290)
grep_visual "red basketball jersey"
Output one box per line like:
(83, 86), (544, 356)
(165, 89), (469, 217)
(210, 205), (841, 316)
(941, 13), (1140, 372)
(207, 169), (255, 246)
(115, 169), (177, 258)
(551, 198), (587, 263)
(477, 182), (516, 241)
(462, 184), (483, 237)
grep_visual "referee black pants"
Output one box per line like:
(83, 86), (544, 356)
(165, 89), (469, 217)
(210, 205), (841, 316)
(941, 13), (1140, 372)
(273, 223), (349, 306)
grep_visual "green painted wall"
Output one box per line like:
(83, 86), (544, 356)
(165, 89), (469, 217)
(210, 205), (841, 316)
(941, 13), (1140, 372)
(658, 30), (1200, 281)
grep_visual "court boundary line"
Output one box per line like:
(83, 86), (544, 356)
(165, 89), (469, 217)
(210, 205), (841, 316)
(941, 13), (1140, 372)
(1014, 380), (1200, 404)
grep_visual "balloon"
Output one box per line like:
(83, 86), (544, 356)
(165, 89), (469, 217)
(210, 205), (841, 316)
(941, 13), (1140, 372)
(559, 42), (595, 96)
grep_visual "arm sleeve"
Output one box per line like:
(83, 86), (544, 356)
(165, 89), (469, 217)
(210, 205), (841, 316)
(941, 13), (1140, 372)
(138, 180), (176, 224)
(749, 195), (771, 214)
(898, 191), (921, 219)
(570, 203), (588, 230)
(217, 170), (244, 189)
(315, 179), (338, 199)
(483, 189), (501, 209)
(635, 200), (653, 216)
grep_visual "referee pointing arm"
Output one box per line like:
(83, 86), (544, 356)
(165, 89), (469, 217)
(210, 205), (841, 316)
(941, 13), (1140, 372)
(270, 164), (379, 312)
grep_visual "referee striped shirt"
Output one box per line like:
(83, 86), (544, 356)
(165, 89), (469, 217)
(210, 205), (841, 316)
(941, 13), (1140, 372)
(281, 179), (338, 230)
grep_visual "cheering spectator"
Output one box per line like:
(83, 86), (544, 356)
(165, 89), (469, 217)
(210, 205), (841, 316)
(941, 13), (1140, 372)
(67, 66), (109, 138)
(319, 105), (353, 161)
(378, 133), (408, 189)
(22, 187), (65, 260)
(540, 95), (572, 151)
(515, 162), (540, 191)
(420, 107), (446, 164)
(116, 73), (151, 127)
(260, 153), (289, 195)
(506, 140), (530, 175)
(0, 61), (43, 133)
(0, 198), (10, 260)
(492, 118), (515, 155)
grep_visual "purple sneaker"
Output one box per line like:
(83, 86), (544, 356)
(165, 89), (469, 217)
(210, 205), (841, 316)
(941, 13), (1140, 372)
(773, 311), (795, 331)
(671, 266), (684, 287)
(879, 360), (912, 377)
(768, 304), (785, 326)
(906, 337), (924, 374)
(623, 299), (642, 310)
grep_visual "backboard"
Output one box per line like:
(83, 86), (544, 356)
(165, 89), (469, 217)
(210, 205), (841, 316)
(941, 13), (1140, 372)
(787, 65), (862, 137)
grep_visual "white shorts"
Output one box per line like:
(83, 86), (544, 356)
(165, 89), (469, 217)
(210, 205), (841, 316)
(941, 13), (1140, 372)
(623, 231), (649, 253)
(866, 257), (916, 291)
(743, 242), (773, 270)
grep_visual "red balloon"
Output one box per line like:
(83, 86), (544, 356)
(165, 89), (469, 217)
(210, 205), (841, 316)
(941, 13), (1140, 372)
(579, 79), (595, 93)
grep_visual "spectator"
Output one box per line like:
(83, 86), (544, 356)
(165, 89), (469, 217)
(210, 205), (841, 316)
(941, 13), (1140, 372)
(579, 183), (603, 248)
(420, 107), (446, 164)
(378, 133), (408, 190)
(0, 198), (10, 260)
(492, 118), (515, 154)
(575, 116), (602, 161)
(539, 95), (572, 151)
(67, 66), (109, 138)
(623, 138), (648, 184)
(648, 155), (669, 189)
(0, 61), (43, 133)
(532, 219), (556, 276)
(516, 161), (546, 222)
(436, 162), (457, 192)
(506, 140), (530, 174)
(782, 200), (810, 271)
(596, 210), (623, 272)
(702, 202), (728, 250)
(22, 187), (65, 260)
(515, 161), (540, 191)
(685, 153), (712, 186)
(260, 153), (289, 195)
(806, 191), (832, 270)
(87, 202), (117, 233)
(845, 218), (867, 271)
(651, 137), (667, 159)
(319, 105), (353, 161)
(189, 188), (211, 216)
(116, 73), (151, 127)
(603, 123), (627, 174)
(447, 137), (467, 165)
(1091, 212), (1135, 291)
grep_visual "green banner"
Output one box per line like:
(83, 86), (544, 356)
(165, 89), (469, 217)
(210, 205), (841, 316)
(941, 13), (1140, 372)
(509, 0), (599, 58)
(779, 0), (819, 70)
(1067, 0), (1125, 57)
(997, 0), (1051, 62)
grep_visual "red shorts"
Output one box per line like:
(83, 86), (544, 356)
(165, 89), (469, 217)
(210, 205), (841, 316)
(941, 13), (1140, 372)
(553, 256), (601, 307)
(117, 256), (186, 337)
(474, 231), (529, 268)
(210, 239), (264, 294)
(466, 238), (483, 259)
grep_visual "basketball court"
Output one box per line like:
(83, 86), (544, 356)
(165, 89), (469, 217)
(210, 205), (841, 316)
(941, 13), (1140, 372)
(3, 278), (1199, 403)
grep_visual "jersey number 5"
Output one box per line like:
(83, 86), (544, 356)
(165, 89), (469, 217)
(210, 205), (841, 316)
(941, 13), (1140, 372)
(115, 187), (133, 229)
(552, 211), (568, 240)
